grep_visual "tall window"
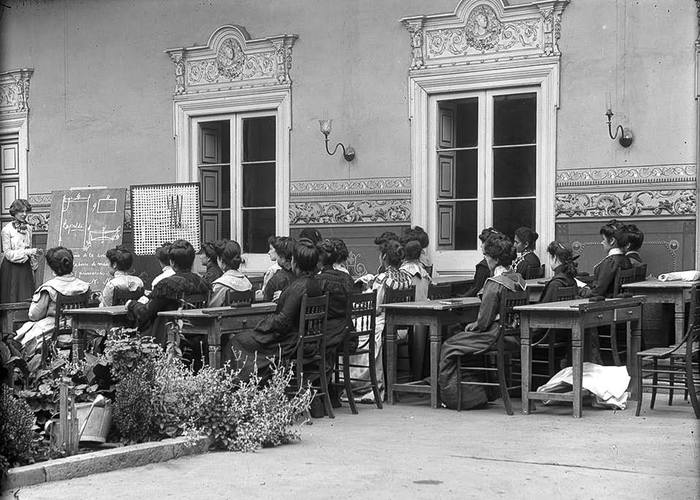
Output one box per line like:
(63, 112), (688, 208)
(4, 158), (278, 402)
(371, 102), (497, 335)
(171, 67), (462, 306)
(432, 89), (538, 266)
(197, 113), (277, 253)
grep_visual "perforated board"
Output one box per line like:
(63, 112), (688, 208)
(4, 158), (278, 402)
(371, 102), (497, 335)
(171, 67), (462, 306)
(131, 183), (201, 255)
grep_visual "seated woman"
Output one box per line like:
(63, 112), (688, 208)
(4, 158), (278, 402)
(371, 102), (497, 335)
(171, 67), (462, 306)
(199, 240), (223, 286)
(14, 246), (90, 358)
(314, 238), (354, 354)
(100, 245), (144, 307)
(400, 240), (432, 380)
(262, 236), (295, 302)
(513, 226), (542, 279)
(579, 220), (632, 298)
(348, 239), (413, 403)
(402, 226), (432, 277)
(261, 235), (282, 292)
(151, 242), (175, 288)
(126, 239), (210, 339)
(208, 239), (252, 307)
(438, 234), (525, 410)
(462, 227), (501, 297)
(228, 238), (322, 379)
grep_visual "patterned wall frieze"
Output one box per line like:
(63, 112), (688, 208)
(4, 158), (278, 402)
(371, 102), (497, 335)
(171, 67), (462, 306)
(0, 68), (33, 115)
(555, 190), (696, 219)
(165, 26), (297, 96)
(557, 164), (696, 188)
(290, 177), (411, 198)
(289, 200), (411, 226)
(401, 0), (569, 71)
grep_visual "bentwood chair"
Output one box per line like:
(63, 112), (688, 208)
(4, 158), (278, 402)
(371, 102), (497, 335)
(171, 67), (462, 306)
(636, 283), (700, 418)
(335, 291), (381, 414)
(290, 293), (334, 418)
(223, 289), (255, 307)
(530, 286), (577, 381)
(113, 287), (145, 306)
(599, 267), (640, 366)
(456, 288), (529, 415)
(42, 291), (91, 365)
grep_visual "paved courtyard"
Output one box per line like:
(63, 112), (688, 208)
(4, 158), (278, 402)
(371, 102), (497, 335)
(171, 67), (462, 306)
(4, 397), (698, 500)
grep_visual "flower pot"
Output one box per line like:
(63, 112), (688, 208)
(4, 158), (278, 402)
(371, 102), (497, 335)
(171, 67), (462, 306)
(75, 401), (113, 443)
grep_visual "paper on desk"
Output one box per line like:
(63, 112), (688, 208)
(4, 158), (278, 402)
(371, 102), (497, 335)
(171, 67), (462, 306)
(574, 278), (587, 288)
(658, 270), (700, 282)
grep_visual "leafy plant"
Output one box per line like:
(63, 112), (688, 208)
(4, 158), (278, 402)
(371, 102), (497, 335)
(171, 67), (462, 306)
(0, 390), (36, 477)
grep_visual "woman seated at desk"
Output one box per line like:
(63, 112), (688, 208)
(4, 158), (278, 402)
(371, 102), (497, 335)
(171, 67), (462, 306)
(462, 227), (502, 297)
(126, 239), (210, 340)
(208, 239), (252, 307)
(100, 245), (144, 307)
(14, 246), (90, 358)
(438, 234), (525, 410)
(539, 241), (578, 304)
(227, 238), (322, 380)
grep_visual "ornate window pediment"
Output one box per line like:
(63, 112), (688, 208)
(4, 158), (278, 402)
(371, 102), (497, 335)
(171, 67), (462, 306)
(0, 69), (33, 116)
(401, 0), (568, 71)
(164, 25), (297, 96)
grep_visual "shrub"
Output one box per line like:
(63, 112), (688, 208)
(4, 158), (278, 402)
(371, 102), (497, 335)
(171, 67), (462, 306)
(0, 389), (36, 476)
(113, 362), (155, 443)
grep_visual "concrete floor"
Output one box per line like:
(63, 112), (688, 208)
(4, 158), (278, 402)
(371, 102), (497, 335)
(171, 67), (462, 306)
(4, 397), (699, 500)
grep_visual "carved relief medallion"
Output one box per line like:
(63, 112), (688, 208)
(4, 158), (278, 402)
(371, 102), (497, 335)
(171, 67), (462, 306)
(216, 38), (246, 79)
(465, 5), (501, 51)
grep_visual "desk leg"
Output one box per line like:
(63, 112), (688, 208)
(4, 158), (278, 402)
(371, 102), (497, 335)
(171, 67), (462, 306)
(629, 316), (642, 400)
(429, 317), (440, 409)
(520, 315), (532, 415)
(674, 296), (685, 344)
(207, 318), (222, 369)
(571, 322), (583, 418)
(386, 316), (396, 405)
(71, 321), (82, 361)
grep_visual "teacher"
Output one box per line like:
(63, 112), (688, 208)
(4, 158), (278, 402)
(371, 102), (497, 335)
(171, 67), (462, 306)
(0, 198), (40, 303)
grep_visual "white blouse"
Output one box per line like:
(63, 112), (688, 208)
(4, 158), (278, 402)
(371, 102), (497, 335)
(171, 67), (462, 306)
(1, 222), (33, 263)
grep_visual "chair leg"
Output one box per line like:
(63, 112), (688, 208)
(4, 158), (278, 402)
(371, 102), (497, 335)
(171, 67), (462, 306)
(342, 346), (358, 415)
(635, 354), (643, 416)
(368, 334), (383, 410)
(687, 351), (700, 419)
(318, 349), (334, 419)
(547, 331), (557, 377)
(497, 351), (513, 416)
(650, 358), (658, 410)
(668, 358), (675, 406)
(609, 323), (622, 366)
(456, 357), (462, 412)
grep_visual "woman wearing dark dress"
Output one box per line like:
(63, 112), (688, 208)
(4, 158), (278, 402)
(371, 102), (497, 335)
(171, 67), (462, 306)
(262, 236), (296, 302)
(198, 240), (223, 286)
(463, 227), (502, 297)
(539, 241), (578, 304)
(0, 199), (40, 303)
(228, 239), (322, 379)
(513, 226), (542, 279)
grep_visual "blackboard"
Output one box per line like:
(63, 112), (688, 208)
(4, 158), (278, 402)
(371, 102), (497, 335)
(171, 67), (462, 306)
(43, 188), (127, 292)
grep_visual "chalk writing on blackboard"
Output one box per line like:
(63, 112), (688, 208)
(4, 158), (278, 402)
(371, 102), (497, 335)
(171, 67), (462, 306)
(96, 197), (117, 214)
(59, 193), (91, 250)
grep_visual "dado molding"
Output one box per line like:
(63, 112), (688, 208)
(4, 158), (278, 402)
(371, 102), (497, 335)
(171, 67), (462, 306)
(290, 177), (411, 198)
(289, 200), (411, 226)
(557, 164), (696, 189)
(556, 190), (696, 219)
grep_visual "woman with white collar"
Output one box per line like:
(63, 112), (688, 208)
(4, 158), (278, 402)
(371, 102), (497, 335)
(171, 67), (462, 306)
(208, 239), (252, 307)
(0, 198), (41, 303)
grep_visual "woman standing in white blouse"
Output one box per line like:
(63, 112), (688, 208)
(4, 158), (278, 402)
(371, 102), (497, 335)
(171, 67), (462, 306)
(0, 199), (41, 303)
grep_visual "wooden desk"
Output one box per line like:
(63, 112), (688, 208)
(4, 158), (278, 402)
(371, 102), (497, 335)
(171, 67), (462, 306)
(383, 297), (481, 408)
(65, 305), (133, 359)
(523, 278), (546, 303)
(432, 275), (474, 296)
(622, 279), (700, 344)
(158, 303), (276, 368)
(516, 296), (644, 418)
(0, 301), (30, 334)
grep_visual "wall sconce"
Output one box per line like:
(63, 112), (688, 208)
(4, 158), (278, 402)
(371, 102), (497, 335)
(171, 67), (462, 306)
(605, 108), (633, 148)
(319, 119), (355, 162)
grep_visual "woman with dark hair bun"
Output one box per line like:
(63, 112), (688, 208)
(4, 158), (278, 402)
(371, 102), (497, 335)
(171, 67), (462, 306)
(14, 246), (90, 358)
(262, 236), (295, 302)
(208, 240), (252, 307)
(513, 226), (542, 278)
(462, 227), (502, 297)
(100, 245), (144, 307)
(539, 241), (578, 303)
(438, 234), (525, 410)
(198, 240), (223, 286)
(1, 198), (41, 303)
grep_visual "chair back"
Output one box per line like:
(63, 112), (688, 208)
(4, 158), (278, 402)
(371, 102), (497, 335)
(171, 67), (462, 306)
(634, 263), (648, 282)
(684, 283), (700, 347)
(348, 291), (377, 337)
(524, 264), (545, 280)
(181, 293), (209, 309)
(112, 287), (144, 306)
(553, 286), (577, 302)
(613, 267), (638, 297)
(296, 293), (329, 374)
(499, 288), (530, 338)
(427, 284), (452, 300)
(384, 285), (416, 304)
(224, 288), (255, 307)
(54, 291), (91, 335)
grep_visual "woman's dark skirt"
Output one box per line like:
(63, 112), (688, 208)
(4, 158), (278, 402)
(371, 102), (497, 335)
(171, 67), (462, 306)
(0, 258), (35, 303)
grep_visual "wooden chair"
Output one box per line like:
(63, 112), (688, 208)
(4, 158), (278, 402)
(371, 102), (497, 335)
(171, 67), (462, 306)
(224, 288), (254, 307)
(335, 291), (381, 414)
(112, 287), (144, 306)
(531, 286), (577, 380)
(599, 267), (640, 366)
(456, 288), (529, 415)
(42, 291), (91, 365)
(636, 283), (700, 418)
(524, 264), (545, 280)
(428, 283), (452, 300)
(634, 263), (648, 282)
(383, 286), (416, 385)
(290, 293), (334, 418)
(181, 293), (209, 309)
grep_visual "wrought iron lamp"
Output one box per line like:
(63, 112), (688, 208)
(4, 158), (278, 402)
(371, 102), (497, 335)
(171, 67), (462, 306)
(605, 108), (633, 148)
(319, 119), (355, 162)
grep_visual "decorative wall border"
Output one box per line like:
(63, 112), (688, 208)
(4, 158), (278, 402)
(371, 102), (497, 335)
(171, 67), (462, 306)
(556, 164), (696, 188)
(555, 190), (696, 219)
(290, 177), (411, 198)
(0, 69), (32, 115)
(289, 200), (411, 226)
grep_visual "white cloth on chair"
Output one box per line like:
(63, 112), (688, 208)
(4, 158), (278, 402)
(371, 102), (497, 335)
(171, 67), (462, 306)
(537, 362), (630, 410)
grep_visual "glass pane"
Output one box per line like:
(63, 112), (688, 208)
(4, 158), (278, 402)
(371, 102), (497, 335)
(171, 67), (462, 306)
(243, 116), (276, 162)
(455, 150), (477, 199)
(242, 209), (275, 253)
(221, 165), (231, 209)
(493, 93), (536, 146)
(493, 146), (536, 197)
(455, 201), (477, 250)
(221, 211), (231, 240)
(492, 199), (535, 241)
(242, 163), (275, 207)
(455, 98), (478, 148)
